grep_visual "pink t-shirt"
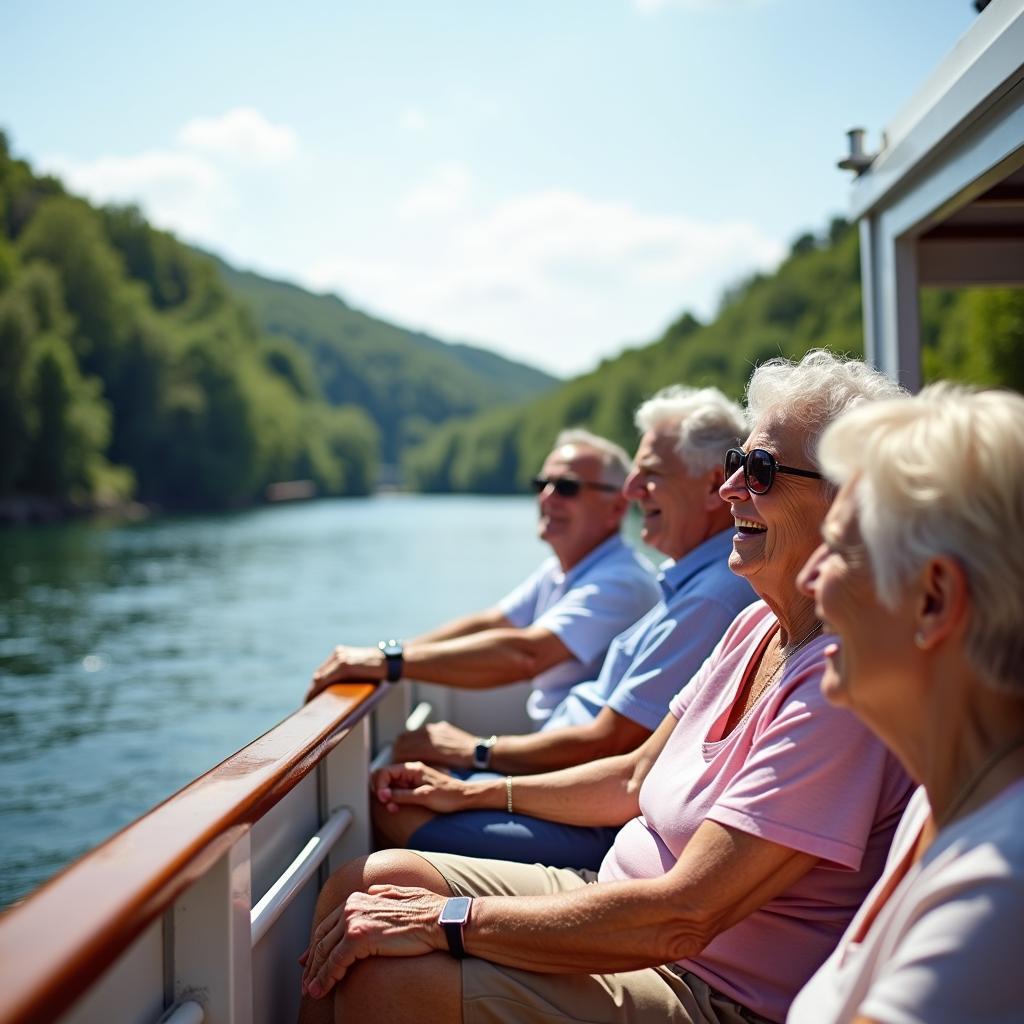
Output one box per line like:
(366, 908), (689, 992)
(599, 602), (913, 1024)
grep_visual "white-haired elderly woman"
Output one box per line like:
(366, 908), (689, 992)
(789, 384), (1024, 1024)
(298, 351), (914, 1024)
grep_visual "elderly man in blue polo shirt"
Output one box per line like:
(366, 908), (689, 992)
(378, 385), (756, 869)
(307, 430), (661, 720)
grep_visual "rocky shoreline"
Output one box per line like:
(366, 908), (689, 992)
(0, 496), (152, 528)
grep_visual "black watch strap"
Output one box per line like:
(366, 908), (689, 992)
(377, 639), (404, 683)
(473, 734), (498, 771)
(441, 920), (467, 959)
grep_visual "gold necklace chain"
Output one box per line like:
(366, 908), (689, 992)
(935, 733), (1024, 830)
(733, 620), (823, 731)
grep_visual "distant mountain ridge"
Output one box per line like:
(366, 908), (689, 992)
(211, 257), (559, 466)
(404, 218), (1024, 493)
(0, 132), (556, 516)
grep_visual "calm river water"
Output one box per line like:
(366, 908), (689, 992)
(0, 495), (592, 908)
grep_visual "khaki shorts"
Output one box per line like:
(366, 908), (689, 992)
(417, 852), (774, 1024)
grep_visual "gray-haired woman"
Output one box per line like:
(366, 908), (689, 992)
(789, 383), (1024, 1023)
(299, 351), (912, 1024)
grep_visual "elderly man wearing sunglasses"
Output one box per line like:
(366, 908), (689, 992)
(381, 386), (757, 870)
(307, 428), (660, 721)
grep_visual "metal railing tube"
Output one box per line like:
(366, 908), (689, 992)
(368, 701), (433, 772)
(250, 808), (354, 946)
(159, 1000), (204, 1023)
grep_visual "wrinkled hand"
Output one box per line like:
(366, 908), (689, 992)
(392, 720), (477, 768)
(299, 884), (445, 999)
(306, 645), (383, 702)
(371, 761), (476, 814)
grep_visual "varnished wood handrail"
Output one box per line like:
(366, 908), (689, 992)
(0, 683), (383, 1024)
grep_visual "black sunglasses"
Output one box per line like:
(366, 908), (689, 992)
(724, 447), (823, 495)
(531, 476), (620, 498)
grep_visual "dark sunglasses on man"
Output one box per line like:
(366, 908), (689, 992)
(531, 476), (621, 499)
(724, 447), (823, 495)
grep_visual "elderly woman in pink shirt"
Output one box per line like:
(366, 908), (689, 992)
(299, 351), (913, 1024)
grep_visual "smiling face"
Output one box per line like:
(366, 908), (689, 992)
(623, 421), (725, 560)
(798, 480), (919, 721)
(719, 411), (832, 610)
(536, 443), (627, 568)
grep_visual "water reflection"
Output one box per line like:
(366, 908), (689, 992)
(0, 496), (654, 908)
(0, 496), (560, 906)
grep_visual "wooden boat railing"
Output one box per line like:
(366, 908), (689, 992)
(0, 680), (425, 1024)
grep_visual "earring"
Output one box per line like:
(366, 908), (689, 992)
(914, 631), (927, 649)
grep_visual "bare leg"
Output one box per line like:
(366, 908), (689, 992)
(334, 950), (461, 1023)
(297, 849), (455, 1024)
(371, 791), (438, 848)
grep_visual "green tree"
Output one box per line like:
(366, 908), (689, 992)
(22, 332), (117, 500)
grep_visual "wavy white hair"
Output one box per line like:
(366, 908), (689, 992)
(553, 428), (631, 488)
(746, 349), (906, 463)
(819, 383), (1024, 696)
(634, 385), (746, 475)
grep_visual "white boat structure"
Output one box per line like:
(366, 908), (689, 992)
(843, 0), (1024, 387)
(2, 4), (1022, 1022)
(0, 677), (532, 1024)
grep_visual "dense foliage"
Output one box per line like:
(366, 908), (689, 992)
(0, 137), (552, 515)
(3, 131), (1019, 512)
(216, 260), (557, 467)
(405, 219), (1024, 493)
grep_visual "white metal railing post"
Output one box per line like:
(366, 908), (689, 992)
(372, 682), (411, 754)
(321, 716), (372, 873)
(172, 836), (254, 1024)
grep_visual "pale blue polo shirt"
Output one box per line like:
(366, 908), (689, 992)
(411, 528), (757, 870)
(498, 533), (660, 724)
(542, 528), (757, 733)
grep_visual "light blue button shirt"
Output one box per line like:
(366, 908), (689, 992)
(541, 529), (756, 733)
(498, 534), (661, 724)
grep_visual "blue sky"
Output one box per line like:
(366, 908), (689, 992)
(2, 0), (978, 375)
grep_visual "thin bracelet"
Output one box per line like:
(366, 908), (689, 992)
(505, 775), (513, 813)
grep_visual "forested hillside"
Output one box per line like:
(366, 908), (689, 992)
(4, 131), (1019, 514)
(0, 137), (554, 518)
(0, 135), (381, 514)
(405, 219), (1024, 493)
(215, 259), (556, 465)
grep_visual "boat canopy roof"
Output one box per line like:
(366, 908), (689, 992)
(845, 0), (1024, 388)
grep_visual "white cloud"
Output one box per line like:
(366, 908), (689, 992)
(396, 161), (472, 220)
(42, 150), (229, 242)
(40, 107), (300, 247)
(307, 187), (784, 375)
(400, 107), (430, 133)
(177, 107), (298, 163)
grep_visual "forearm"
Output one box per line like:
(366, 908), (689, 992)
(461, 753), (641, 826)
(466, 876), (700, 973)
(309, 624), (566, 701)
(409, 607), (508, 645)
(491, 715), (649, 774)
(403, 628), (566, 689)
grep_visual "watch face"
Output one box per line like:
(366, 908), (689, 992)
(379, 640), (403, 658)
(438, 896), (472, 925)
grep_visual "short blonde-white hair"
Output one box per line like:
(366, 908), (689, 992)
(553, 428), (632, 487)
(818, 383), (1024, 696)
(746, 349), (906, 462)
(634, 385), (746, 475)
